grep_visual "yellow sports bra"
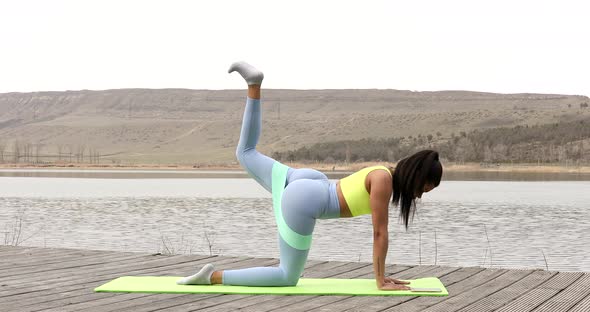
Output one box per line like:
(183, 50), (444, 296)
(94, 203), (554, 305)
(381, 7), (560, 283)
(339, 165), (392, 216)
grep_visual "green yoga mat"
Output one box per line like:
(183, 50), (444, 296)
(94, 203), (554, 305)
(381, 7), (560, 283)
(95, 277), (448, 296)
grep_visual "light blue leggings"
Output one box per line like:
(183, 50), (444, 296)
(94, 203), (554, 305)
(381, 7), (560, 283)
(223, 97), (341, 286)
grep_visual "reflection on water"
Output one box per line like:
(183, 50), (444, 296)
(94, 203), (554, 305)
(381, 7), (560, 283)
(0, 176), (589, 272)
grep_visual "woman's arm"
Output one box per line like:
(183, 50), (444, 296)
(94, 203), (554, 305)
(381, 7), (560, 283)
(370, 171), (410, 290)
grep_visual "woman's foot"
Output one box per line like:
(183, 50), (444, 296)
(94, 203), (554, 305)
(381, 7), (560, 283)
(176, 263), (216, 285)
(228, 61), (264, 85)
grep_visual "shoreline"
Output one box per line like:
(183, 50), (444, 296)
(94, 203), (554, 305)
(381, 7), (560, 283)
(1, 162), (590, 174)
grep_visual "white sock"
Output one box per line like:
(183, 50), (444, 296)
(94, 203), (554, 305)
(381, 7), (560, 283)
(228, 61), (264, 85)
(176, 263), (216, 285)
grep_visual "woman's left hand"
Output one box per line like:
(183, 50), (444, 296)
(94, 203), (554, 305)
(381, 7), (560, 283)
(384, 277), (410, 285)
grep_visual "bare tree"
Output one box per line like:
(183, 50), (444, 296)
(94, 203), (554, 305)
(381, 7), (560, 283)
(483, 145), (493, 163)
(88, 147), (99, 164)
(13, 141), (21, 163)
(57, 144), (64, 162)
(0, 142), (4, 163)
(26, 142), (34, 163)
(76, 144), (86, 163)
(23, 143), (31, 163)
(66, 144), (73, 163)
(34, 143), (43, 164)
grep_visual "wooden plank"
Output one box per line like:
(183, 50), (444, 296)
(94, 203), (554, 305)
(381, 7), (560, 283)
(374, 266), (487, 312)
(326, 265), (445, 312)
(225, 265), (422, 312)
(536, 271), (585, 290)
(416, 269), (532, 312)
(498, 289), (561, 312)
(64, 293), (194, 312)
(0, 246), (124, 258)
(150, 294), (247, 312)
(0, 252), (152, 279)
(307, 262), (373, 278)
(0, 246), (58, 255)
(290, 266), (461, 312)
(56, 258), (282, 312)
(455, 270), (557, 312)
(107, 259), (333, 312)
(1, 246), (588, 312)
(0, 247), (81, 261)
(0, 254), (225, 304)
(0, 247), (65, 259)
(568, 290), (590, 312)
(0, 254), (217, 305)
(194, 263), (384, 311)
(5, 256), (269, 312)
(1, 253), (221, 288)
(529, 273), (590, 312)
(302, 260), (364, 275)
(0, 246), (120, 260)
(495, 272), (584, 312)
(0, 249), (114, 270)
(216, 261), (406, 312)
(0, 253), (165, 287)
(0, 250), (156, 276)
(207, 263), (408, 312)
(125, 260), (389, 312)
(0, 246), (37, 254)
(124, 259), (338, 312)
(344, 267), (507, 312)
(0, 246), (132, 259)
(192, 262), (376, 312)
(135, 261), (396, 312)
(0, 254), (161, 292)
(130, 294), (274, 312)
(48, 257), (279, 312)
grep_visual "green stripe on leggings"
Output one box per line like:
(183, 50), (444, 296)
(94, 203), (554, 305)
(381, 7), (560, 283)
(272, 162), (312, 250)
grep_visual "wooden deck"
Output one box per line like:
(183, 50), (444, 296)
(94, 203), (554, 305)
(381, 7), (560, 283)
(1, 246), (589, 312)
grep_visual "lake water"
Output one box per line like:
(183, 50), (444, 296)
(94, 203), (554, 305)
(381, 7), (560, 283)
(0, 169), (589, 272)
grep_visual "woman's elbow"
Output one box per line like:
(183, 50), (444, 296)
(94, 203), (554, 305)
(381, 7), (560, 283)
(373, 230), (388, 241)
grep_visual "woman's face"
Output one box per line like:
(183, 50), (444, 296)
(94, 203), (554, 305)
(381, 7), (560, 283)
(415, 182), (436, 199)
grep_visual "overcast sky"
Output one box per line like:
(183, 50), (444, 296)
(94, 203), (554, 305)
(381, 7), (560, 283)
(1, 0), (588, 96)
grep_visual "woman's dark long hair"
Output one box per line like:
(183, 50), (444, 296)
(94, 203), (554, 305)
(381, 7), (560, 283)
(391, 150), (443, 229)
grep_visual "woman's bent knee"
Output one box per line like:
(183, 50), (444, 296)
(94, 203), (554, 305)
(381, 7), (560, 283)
(279, 275), (300, 286)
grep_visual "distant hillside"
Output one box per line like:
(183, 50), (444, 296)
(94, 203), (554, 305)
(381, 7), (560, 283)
(0, 89), (588, 165)
(274, 117), (590, 164)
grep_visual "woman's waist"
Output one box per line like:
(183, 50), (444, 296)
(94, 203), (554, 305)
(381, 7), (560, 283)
(335, 181), (353, 218)
(317, 181), (343, 219)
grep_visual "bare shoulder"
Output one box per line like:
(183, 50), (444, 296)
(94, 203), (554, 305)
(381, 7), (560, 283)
(366, 168), (393, 193)
(369, 168), (392, 182)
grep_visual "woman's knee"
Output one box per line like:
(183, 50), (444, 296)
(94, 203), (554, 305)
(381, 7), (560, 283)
(282, 276), (299, 286)
(236, 148), (263, 172)
(235, 146), (251, 165)
(278, 269), (300, 286)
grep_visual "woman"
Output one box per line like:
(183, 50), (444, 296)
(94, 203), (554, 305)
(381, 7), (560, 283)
(177, 62), (443, 291)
